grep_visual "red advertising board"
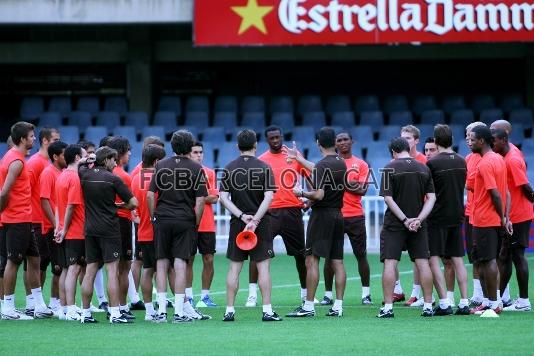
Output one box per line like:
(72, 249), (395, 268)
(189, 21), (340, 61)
(194, 0), (534, 46)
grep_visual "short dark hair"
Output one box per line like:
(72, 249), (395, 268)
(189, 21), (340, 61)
(142, 144), (166, 168)
(424, 137), (435, 144)
(192, 141), (203, 148)
(95, 146), (117, 166)
(171, 130), (194, 155)
(491, 128), (508, 141)
(99, 136), (113, 147)
(472, 125), (493, 145)
(108, 136), (131, 158)
(237, 129), (257, 151)
(389, 137), (410, 154)
(47, 141), (68, 161)
(39, 127), (59, 145)
(64, 144), (83, 165)
(143, 136), (165, 148)
(11, 121), (35, 145)
(264, 125), (282, 138)
(434, 124), (453, 148)
(316, 127), (336, 149)
(78, 140), (95, 151)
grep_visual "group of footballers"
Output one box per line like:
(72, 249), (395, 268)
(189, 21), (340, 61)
(0, 117), (531, 323)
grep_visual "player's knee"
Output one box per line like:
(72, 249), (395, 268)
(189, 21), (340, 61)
(202, 254), (214, 265)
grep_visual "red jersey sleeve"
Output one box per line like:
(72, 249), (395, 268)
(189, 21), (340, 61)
(478, 161), (497, 191)
(67, 177), (83, 205)
(39, 171), (54, 200)
(508, 157), (529, 187)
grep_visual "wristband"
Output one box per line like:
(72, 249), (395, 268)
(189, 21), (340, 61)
(402, 217), (408, 223)
(239, 212), (244, 220)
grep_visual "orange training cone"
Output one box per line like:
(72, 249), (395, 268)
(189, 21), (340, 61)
(236, 230), (257, 251)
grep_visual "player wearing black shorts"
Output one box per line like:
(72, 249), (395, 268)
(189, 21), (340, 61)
(286, 127), (347, 318)
(219, 129), (281, 322)
(377, 137), (436, 318)
(79, 146), (138, 324)
(426, 125), (469, 315)
(148, 130), (208, 324)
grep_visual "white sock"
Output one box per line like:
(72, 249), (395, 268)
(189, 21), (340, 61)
(185, 288), (193, 299)
(262, 304), (273, 314)
(473, 279), (483, 299)
(423, 302), (433, 310)
(333, 299), (343, 311)
(410, 284), (421, 299)
(31, 287), (47, 308)
(174, 294), (185, 316)
(67, 305), (77, 314)
(249, 283), (257, 297)
(362, 286), (370, 298)
(157, 292), (167, 314)
(25, 294), (35, 309)
(3, 294), (15, 312)
(482, 298), (489, 307)
(62, 305), (68, 314)
(502, 284), (510, 301)
(383, 303), (393, 311)
(82, 308), (91, 318)
(324, 291), (333, 299)
(183, 300), (195, 314)
(119, 304), (128, 312)
(517, 298), (530, 306)
(459, 298), (469, 308)
(447, 291), (455, 303)
(109, 306), (121, 318)
(394, 280), (403, 294)
(49, 297), (60, 309)
(490, 300), (500, 309)
(225, 306), (235, 314)
(145, 302), (155, 316)
(94, 268), (108, 304)
(300, 288), (307, 299)
(439, 298), (450, 309)
(303, 300), (314, 312)
(127, 271), (140, 304)
(201, 289), (209, 299)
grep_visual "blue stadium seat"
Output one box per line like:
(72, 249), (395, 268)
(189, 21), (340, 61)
(242, 112), (266, 129)
(420, 110), (446, 125)
(412, 95), (437, 116)
(20, 96), (44, 121)
(326, 95), (351, 116)
(104, 96), (128, 115)
(202, 142), (216, 168)
(142, 126), (165, 141)
(84, 126), (108, 144)
(130, 144), (142, 163)
(153, 111), (177, 135)
(0, 143), (7, 157)
(510, 123), (525, 145)
(292, 126), (315, 151)
(349, 126), (374, 148)
(365, 140), (390, 161)
(528, 168), (534, 186)
(270, 96), (294, 114)
(67, 111), (92, 134)
(49, 96), (72, 118)
(331, 111), (355, 129)
(351, 142), (363, 158)
(417, 124), (434, 144)
(471, 94), (495, 113)
(359, 110), (384, 134)
(302, 111), (326, 131)
(96, 111), (121, 134)
(113, 126), (137, 143)
(213, 112), (238, 132)
(242, 96), (265, 114)
(389, 111), (413, 126)
(379, 125), (402, 141)
(271, 112), (295, 133)
(442, 95), (466, 115)
(457, 143), (471, 157)
(76, 96), (100, 116)
(256, 141), (268, 154)
(218, 142), (239, 168)
(58, 126), (80, 144)
(510, 109), (533, 130)
(164, 141), (174, 157)
(39, 112), (62, 128)
(298, 95), (322, 115)
(450, 124), (465, 147)
(480, 108), (504, 125)
(450, 109), (474, 126)
(125, 112), (149, 133)
(384, 95), (408, 115)
(521, 138), (534, 152)
(158, 95), (182, 117)
(354, 95), (380, 114)
(202, 127), (226, 150)
(186, 96), (209, 114)
(184, 111), (209, 131)
(500, 93), (524, 113)
(330, 126), (344, 135)
(180, 126), (199, 139)
(214, 95), (238, 114)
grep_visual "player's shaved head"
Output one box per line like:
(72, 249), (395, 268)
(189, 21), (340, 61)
(490, 119), (512, 134)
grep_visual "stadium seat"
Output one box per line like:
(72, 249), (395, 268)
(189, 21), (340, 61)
(331, 111), (355, 129)
(104, 96), (128, 115)
(330, 126), (344, 135)
(412, 95), (437, 116)
(354, 95), (380, 114)
(417, 124), (434, 143)
(67, 111), (92, 134)
(184, 111), (209, 132)
(76, 96), (100, 116)
(96, 111), (121, 133)
(269, 96), (294, 114)
(242, 96), (265, 114)
(48, 96), (72, 118)
(326, 95), (351, 116)
(39, 112), (62, 128)
(142, 126), (165, 141)
(510, 109), (533, 130)
(20, 96), (45, 121)
(0, 143), (7, 157)
(298, 95), (323, 115)
(180, 126), (199, 139)
(130, 144), (142, 164)
(214, 95), (238, 114)
(302, 111), (326, 131)
(384, 95), (408, 115)
(389, 111), (413, 126)
(271, 112), (295, 133)
(125, 112), (149, 133)
(58, 126), (80, 144)
(365, 140), (390, 161)
(480, 108), (504, 125)
(379, 125), (402, 141)
(158, 95), (182, 117)
(113, 126), (137, 143)
(292, 126), (315, 151)
(510, 123), (525, 145)
(359, 110), (384, 134)
(241, 111), (266, 129)
(420, 110), (446, 125)
(217, 142), (239, 168)
(153, 111), (178, 135)
(185, 96), (209, 114)
(202, 127), (226, 150)
(457, 143), (471, 157)
(450, 124), (466, 146)
(351, 142), (364, 158)
(500, 93), (524, 113)
(450, 109), (474, 125)
(256, 141), (268, 154)
(202, 142), (216, 168)
(521, 138), (534, 152)
(471, 94), (495, 113)
(84, 126), (108, 144)
(442, 95), (466, 115)
(213, 111), (238, 132)
(349, 126), (374, 148)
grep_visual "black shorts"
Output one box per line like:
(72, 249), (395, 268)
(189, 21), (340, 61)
(42, 229), (62, 276)
(85, 235), (121, 264)
(344, 216), (367, 257)
(464, 216), (474, 263)
(472, 226), (503, 263)
(227, 217), (274, 262)
(306, 209), (344, 260)
(154, 219), (195, 261)
(380, 227), (430, 262)
(65, 240), (86, 266)
(133, 223), (143, 261)
(4, 223), (39, 265)
(56, 240), (67, 270)
(139, 241), (156, 269)
(499, 219), (531, 259)
(428, 225), (464, 258)
(34, 225), (51, 271)
(192, 232), (216, 255)
(119, 217), (133, 261)
(270, 207), (305, 256)
(0, 227), (6, 278)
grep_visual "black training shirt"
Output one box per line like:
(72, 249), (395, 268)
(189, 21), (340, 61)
(311, 154), (346, 209)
